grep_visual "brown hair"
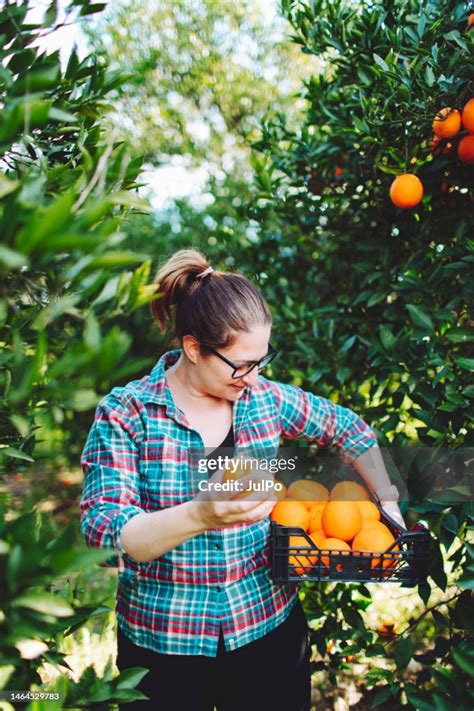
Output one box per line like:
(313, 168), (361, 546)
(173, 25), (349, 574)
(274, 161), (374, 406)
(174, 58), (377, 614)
(150, 249), (272, 351)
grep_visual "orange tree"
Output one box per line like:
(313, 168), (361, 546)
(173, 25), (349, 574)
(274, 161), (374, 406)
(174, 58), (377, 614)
(247, 0), (473, 707)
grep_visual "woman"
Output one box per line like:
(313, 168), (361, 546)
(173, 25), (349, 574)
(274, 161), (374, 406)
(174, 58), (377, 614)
(80, 249), (405, 711)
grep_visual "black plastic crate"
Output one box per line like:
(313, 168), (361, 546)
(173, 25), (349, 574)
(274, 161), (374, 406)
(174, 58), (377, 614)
(270, 508), (431, 584)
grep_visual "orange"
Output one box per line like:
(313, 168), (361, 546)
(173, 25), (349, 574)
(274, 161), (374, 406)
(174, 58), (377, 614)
(432, 107), (462, 138)
(378, 621), (398, 637)
(310, 529), (327, 548)
(334, 166), (345, 178)
(389, 174), (423, 209)
(321, 501), (362, 542)
(270, 500), (310, 530)
(330, 480), (370, 502)
(458, 134), (474, 164)
(222, 459), (253, 483)
(307, 502), (327, 533)
(360, 519), (393, 536)
(286, 480), (329, 510)
(468, 13), (474, 29)
(356, 501), (380, 520)
(289, 535), (317, 574)
(351, 528), (398, 569)
(462, 98), (474, 132)
(319, 538), (351, 568)
(274, 480), (287, 501)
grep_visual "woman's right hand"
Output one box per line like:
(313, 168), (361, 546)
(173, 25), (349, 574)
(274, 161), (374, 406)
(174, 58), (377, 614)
(192, 467), (278, 530)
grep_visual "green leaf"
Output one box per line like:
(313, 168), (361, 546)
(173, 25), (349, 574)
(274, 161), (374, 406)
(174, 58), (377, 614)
(453, 357), (474, 371)
(0, 446), (35, 462)
(0, 174), (19, 198)
(406, 304), (434, 332)
(445, 328), (474, 343)
(394, 635), (413, 670)
(11, 591), (74, 617)
(0, 244), (29, 270)
(31, 294), (81, 331)
(115, 667), (150, 690)
(451, 647), (474, 678)
(379, 325), (396, 350)
(373, 53), (389, 71)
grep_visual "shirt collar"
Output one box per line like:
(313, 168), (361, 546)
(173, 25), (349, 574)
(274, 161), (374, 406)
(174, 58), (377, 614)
(142, 349), (252, 434)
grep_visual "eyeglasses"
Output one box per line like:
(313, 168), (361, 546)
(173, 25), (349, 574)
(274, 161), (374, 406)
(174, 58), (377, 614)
(207, 343), (279, 379)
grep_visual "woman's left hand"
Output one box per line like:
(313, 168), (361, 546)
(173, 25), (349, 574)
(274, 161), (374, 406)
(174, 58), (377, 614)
(380, 500), (407, 530)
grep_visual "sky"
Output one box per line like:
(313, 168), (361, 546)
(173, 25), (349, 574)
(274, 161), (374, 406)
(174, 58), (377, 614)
(27, 0), (285, 211)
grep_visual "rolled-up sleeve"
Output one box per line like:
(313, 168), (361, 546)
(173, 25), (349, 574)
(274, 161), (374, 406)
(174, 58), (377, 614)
(80, 392), (145, 555)
(272, 381), (377, 464)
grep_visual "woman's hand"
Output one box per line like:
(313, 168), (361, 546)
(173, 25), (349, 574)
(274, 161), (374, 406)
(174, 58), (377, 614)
(380, 500), (407, 531)
(192, 467), (278, 530)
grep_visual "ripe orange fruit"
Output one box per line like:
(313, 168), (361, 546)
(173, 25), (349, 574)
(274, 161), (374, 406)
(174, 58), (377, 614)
(286, 480), (329, 510)
(468, 13), (474, 29)
(432, 107), (462, 138)
(352, 528), (398, 569)
(330, 480), (370, 502)
(360, 519), (393, 536)
(310, 529), (327, 548)
(356, 501), (380, 520)
(289, 535), (317, 574)
(319, 538), (351, 568)
(270, 500), (310, 530)
(334, 165), (345, 178)
(458, 134), (474, 164)
(390, 174), (423, 209)
(321, 501), (362, 542)
(274, 481), (287, 501)
(462, 98), (474, 132)
(378, 621), (398, 637)
(307, 502), (326, 533)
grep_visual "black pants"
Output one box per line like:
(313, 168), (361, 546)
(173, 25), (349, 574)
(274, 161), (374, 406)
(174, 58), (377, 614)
(116, 598), (312, 711)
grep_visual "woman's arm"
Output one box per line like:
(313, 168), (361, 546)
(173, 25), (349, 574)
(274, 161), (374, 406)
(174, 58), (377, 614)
(352, 445), (406, 529)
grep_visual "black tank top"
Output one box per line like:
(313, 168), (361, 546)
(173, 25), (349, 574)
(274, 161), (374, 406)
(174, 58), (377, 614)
(206, 423), (235, 458)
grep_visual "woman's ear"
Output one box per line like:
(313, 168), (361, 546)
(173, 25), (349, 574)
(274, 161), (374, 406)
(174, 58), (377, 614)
(182, 334), (201, 365)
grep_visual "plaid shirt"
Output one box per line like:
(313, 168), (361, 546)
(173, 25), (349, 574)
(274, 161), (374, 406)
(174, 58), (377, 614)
(80, 349), (377, 656)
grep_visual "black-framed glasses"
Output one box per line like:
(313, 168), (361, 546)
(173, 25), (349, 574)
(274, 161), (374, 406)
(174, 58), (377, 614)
(207, 343), (279, 379)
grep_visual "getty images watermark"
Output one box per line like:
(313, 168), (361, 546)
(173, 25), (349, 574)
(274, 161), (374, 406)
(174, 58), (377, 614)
(197, 455), (297, 496)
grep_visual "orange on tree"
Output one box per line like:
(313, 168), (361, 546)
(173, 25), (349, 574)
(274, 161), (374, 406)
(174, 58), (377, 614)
(378, 621), (398, 637)
(390, 173), (423, 209)
(307, 502), (327, 533)
(286, 479), (329, 510)
(429, 134), (454, 156)
(461, 98), (474, 132)
(356, 500), (381, 520)
(468, 13), (474, 29)
(458, 134), (474, 164)
(288, 535), (317, 574)
(351, 528), (398, 569)
(319, 538), (351, 568)
(432, 107), (462, 138)
(321, 500), (362, 542)
(270, 499), (310, 530)
(330, 480), (370, 502)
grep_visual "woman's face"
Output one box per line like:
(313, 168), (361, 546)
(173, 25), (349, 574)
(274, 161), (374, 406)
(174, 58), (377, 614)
(189, 323), (272, 401)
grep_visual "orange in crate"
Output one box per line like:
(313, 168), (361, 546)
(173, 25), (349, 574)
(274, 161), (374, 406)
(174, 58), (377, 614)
(286, 480), (329, 510)
(356, 501), (380, 520)
(307, 502), (326, 533)
(352, 528), (399, 569)
(321, 501), (362, 542)
(270, 500), (310, 531)
(330, 480), (370, 502)
(288, 535), (317, 574)
(319, 538), (351, 569)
